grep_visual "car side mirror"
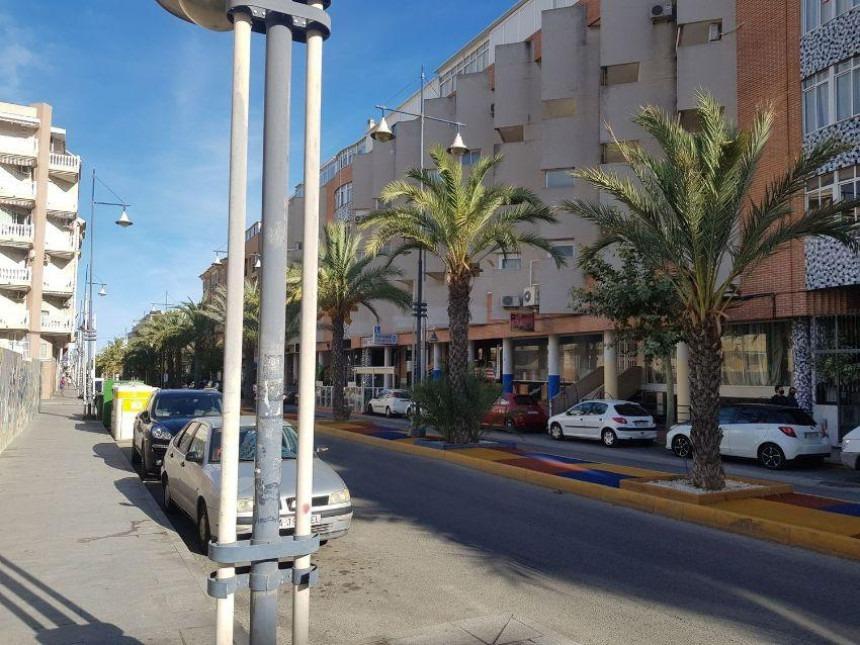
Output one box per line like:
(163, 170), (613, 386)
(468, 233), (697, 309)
(139, 411), (150, 423)
(186, 450), (203, 464)
(315, 446), (329, 456)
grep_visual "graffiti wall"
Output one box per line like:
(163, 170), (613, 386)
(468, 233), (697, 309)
(0, 349), (40, 455)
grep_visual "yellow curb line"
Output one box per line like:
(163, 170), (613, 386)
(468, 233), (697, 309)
(317, 424), (860, 561)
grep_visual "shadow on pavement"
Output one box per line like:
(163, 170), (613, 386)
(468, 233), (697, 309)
(0, 555), (141, 644)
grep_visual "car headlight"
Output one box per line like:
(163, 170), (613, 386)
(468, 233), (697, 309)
(328, 489), (350, 505)
(151, 426), (172, 441)
(237, 497), (254, 513)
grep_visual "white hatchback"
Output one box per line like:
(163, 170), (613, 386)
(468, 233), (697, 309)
(666, 404), (831, 470)
(366, 389), (413, 417)
(547, 399), (657, 447)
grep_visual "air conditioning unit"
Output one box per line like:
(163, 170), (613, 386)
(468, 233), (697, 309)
(522, 285), (540, 308)
(650, 3), (674, 22)
(501, 294), (522, 309)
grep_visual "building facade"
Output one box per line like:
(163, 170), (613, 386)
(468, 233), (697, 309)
(0, 101), (82, 380)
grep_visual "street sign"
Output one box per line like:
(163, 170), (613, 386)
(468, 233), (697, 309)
(510, 311), (535, 331)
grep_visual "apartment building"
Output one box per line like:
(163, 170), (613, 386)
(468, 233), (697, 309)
(0, 101), (82, 379)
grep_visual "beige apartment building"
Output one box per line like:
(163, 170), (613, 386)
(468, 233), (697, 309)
(0, 101), (83, 382)
(202, 0), (860, 443)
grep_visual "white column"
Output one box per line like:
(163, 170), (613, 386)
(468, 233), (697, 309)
(432, 342), (443, 380)
(502, 336), (513, 393)
(547, 334), (560, 409)
(603, 330), (618, 399)
(383, 346), (393, 388)
(676, 341), (691, 422)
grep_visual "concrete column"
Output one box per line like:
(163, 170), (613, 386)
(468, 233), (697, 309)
(603, 330), (617, 399)
(502, 337), (513, 393)
(383, 346), (392, 388)
(27, 103), (51, 356)
(432, 343), (443, 381)
(547, 334), (561, 403)
(676, 341), (691, 422)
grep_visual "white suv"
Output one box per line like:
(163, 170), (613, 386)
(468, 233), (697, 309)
(666, 404), (830, 470)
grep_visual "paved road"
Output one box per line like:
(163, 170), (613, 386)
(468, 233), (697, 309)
(133, 433), (860, 644)
(344, 411), (860, 503)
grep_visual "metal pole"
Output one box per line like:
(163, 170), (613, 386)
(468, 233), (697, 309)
(87, 169), (96, 417)
(214, 11), (251, 645)
(250, 13), (292, 643)
(415, 66), (425, 386)
(292, 3), (324, 642)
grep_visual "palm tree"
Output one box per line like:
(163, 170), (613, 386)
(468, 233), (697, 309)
(563, 92), (858, 490)
(287, 221), (412, 420)
(96, 338), (127, 379)
(178, 299), (218, 385)
(362, 146), (566, 394)
(134, 309), (192, 387)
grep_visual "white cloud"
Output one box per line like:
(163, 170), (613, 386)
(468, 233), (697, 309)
(0, 12), (46, 99)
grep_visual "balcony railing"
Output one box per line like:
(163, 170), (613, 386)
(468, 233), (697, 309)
(0, 222), (33, 243)
(49, 152), (81, 175)
(0, 312), (28, 330)
(0, 182), (36, 205)
(42, 277), (74, 293)
(45, 229), (76, 252)
(41, 317), (73, 332)
(0, 266), (31, 285)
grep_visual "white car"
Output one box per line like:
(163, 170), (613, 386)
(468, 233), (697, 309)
(841, 427), (860, 470)
(666, 404), (831, 470)
(547, 399), (657, 447)
(366, 389), (413, 417)
(161, 416), (352, 549)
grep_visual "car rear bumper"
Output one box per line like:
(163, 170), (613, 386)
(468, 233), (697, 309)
(616, 428), (658, 440)
(786, 441), (831, 460)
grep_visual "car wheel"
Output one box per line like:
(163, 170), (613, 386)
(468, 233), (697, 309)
(197, 502), (211, 552)
(758, 443), (786, 470)
(504, 417), (515, 432)
(131, 441), (141, 464)
(672, 435), (693, 458)
(385, 407), (392, 418)
(365, 403), (373, 415)
(141, 441), (153, 475)
(162, 475), (176, 513)
(601, 428), (617, 448)
(550, 423), (564, 441)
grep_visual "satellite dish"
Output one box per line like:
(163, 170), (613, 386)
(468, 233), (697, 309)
(178, 0), (232, 30)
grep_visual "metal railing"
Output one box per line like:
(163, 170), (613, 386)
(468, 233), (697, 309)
(49, 152), (81, 174)
(0, 312), (28, 329)
(0, 222), (33, 241)
(41, 317), (73, 332)
(0, 266), (31, 285)
(314, 385), (388, 413)
(42, 277), (74, 293)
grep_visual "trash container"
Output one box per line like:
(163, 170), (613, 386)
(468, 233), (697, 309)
(112, 383), (155, 441)
(102, 378), (116, 429)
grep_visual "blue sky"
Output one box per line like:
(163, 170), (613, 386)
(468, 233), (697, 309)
(1, 0), (513, 346)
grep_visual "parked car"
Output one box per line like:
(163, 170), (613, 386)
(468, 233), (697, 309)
(160, 416), (352, 549)
(482, 393), (548, 433)
(547, 399), (656, 446)
(666, 404), (830, 470)
(841, 427), (860, 470)
(366, 389), (414, 417)
(132, 389), (222, 474)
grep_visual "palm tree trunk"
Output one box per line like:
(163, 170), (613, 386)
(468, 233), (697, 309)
(665, 350), (676, 429)
(446, 274), (472, 392)
(687, 316), (725, 490)
(331, 316), (349, 420)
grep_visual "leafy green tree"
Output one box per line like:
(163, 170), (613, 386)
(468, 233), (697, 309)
(411, 374), (500, 443)
(287, 221), (411, 420)
(363, 146), (566, 413)
(96, 338), (127, 379)
(572, 245), (683, 426)
(563, 92), (858, 490)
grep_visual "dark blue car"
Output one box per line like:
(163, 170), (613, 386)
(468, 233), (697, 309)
(132, 389), (222, 474)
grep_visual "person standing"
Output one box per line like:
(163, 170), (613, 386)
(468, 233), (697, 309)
(785, 387), (800, 408)
(770, 386), (786, 405)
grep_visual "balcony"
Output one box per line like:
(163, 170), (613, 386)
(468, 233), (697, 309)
(0, 182), (36, 209)
(49, 152), (81, 178)
(40, 315), (73, 334)
(44, 228), (77, 256)
(0, 338), (29, 357)
(42, 276), (74, 296)
(0, 222), (33, 248)
(0, 266), (31, 290)
(0, 311), (28, 330)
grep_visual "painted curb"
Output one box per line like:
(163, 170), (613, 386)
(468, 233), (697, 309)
(317, 424), (860, 561)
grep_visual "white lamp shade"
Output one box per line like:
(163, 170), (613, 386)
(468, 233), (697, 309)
(177, 0), (232, 30)
(98, 286), (107, 297)
(115, 210), (133, 227)
(255, 257), (262, 268)
(371, 116), (395, 143)
(448, 132), (468, 156)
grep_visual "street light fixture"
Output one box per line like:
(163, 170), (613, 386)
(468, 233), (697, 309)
(115, 209), (133, 228)
(98, 285), (107, 297)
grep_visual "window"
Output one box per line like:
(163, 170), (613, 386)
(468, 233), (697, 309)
(543, 98), (577, 119)
(498, 254), (522, 270)
(601, 62), (639, 86)
(591, 402), (608, 416)
(550, 242), (575, 260)
(804, 55), (860, 133)
(679, 20), (722, 46)
(721, 322), (791, 386)
(601, 141), (638, 164)
(188, 424), (209, 459)
(544, 169), (575, 189)
(807, 165), (860, 221)
(177, 423), (197, 453)
(210, 424), (298, 462)
(461, 149), (481, 166)
(334, 182), (352, 208)
(154, 393), (222, 418)
(439, 41), (490, 96)
(804, 0), (858, 32)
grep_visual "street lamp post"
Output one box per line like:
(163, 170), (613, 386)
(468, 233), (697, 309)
(154, 2), (331, 643)
(85, 169), (133, 418)
(371, 76), (469, 387)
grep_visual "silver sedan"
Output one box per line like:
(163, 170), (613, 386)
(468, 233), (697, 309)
(160, 415), (352, 549)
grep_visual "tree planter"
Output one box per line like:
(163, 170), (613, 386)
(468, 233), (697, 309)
(413, 438), (518, 451)
(620, 475), (792, 505)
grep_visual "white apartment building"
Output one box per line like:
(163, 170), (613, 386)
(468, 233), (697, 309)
(0, 101), (82, 371)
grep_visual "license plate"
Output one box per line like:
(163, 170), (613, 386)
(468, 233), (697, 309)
(280, 514), (321, 529)
(635, 421), (649, 426)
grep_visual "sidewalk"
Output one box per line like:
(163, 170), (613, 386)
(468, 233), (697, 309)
(0, 391), (214, 644)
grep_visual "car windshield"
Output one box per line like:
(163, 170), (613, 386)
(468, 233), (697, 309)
(154, 393), (222, 419)
(754, 407), (816, 426)
(514, 395), (536, 406)
(209, 425), (298, 463)
(615, 403), (649, 416)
